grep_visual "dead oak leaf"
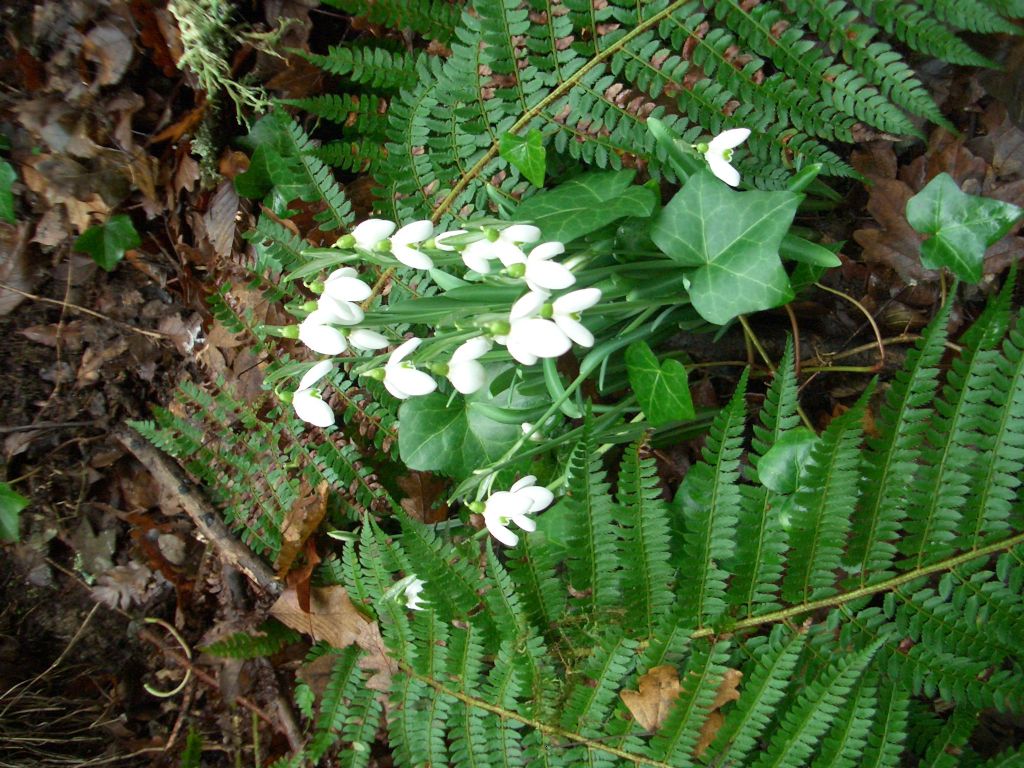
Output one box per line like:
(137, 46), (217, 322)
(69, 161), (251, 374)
(694, 668), (743, 758)
(853, 178), (932, 283)
(270, 585), (396, 692)
(275, 480), (328, 578)
(620, 665), (681, 731)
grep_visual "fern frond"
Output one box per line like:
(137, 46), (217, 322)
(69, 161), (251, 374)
(201, 620), (300, 659)
(782, 387), (870, 604)
(319, 0), (461, 43)
(859, 679), (909, 768)
(294, 46), (417, 89)
(917, 0), (1022, 33)
(617, 440), (674, 635)
(675, 368), (748, 627)
(849, 299), (954, 584)
(851, 0), (997, 66)
(919, 703), (979, 768)
(812, 667), (879, 768)
(306, 647), (366, 762)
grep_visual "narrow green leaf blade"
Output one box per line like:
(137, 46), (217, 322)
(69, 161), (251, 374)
(0, 160), (16, 223)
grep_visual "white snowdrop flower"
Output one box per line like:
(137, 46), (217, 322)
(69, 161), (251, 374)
(461, 224), (542, 274)
(299, 310), (349, 355)
(403, 577), (427, 611)
(383, 337), (438, 399)
(482, 475), (553, 547)
(701, 128), (751, 188)
(293, 360), (335, 428)
(350, 218), (396, 250)
(503, 290), (568, 366)
(348, 329), (390, 351)
(522, 241), (575, 293)
(390, 220), (434, 270)
(552, 287), (602, 348)
(447, 337), (491, 394)
(323, 267), (372, 303)
(433, 229), (468, 251)
(317, 294), (365, 326)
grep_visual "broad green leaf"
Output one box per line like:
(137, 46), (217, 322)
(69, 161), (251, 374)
(651, 170), (799, 325)
(513, 171), (657, 244)
(499, 129), (546, 187)
(0, 160), (16, 223)
(757, 428), (818, 493)
(906, 173), (1024, 283)
(399, 383), (543, 479)
(73, 214), (141, 271)
(0, 481), (28, 543)
(625, 341), (695, 426)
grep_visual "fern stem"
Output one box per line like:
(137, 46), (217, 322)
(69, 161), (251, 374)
(429, 0), (692, 222)
(399, 661), (676, 768)
(690, 531), (1024, 639)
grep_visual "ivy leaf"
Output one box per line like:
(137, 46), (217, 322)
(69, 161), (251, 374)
(651, 170), (799, 325)
(499, 129), (546, 187)
(906, 172), (1024, 283)
(73, 215), (141, 271)
(513, 171), (657, 244)
(399, 383), (542, 479)
(0, 481), (28, 543)
(756, 428), (818, 493)
(625, 341), (695, 426)
(0, 160), (16, 223)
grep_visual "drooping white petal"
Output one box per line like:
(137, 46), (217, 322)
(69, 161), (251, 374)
(708, 127), (751, 152)
(493, 240), (528, 267)
(351, 219), (396, 249)
(348, 329), (390, 350)
(392, 220), (434, 246)
(552, 287), (602, 315)
(526, 259), (575, 292)
(385, 366), (437, 398)
(389, 337), (423, 366)
(299, 319), (348, 355)
(403, 578), (427, 611)
(448, 360), (486, 394)
(509, 475), (537, 494)
(483, 491), (534, 547)
(298, 360), (334, 391)
(521, 487), (554, 513)
(451, 337), (491, 363)
(461, 248), (493, 274)
(316, 297), (364, 326)
(501, 224), (541, 243)
(507, 511), (537, 533)
(508, 317), (571, 362)
(707, 153), (741, 187)
(554, 316), (594, 347)
(433, 229), (468, 251)
(392, 244), (434, 270)
(485, 516), (519, 547)
(323, 272), (372, 302)
(509, 291), (548, 321)
(293, 390), (336, 427)
(528, 241), (565, 262)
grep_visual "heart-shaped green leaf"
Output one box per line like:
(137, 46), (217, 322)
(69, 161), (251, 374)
(0, 160), (16, 224)
(0, 481), (28, 543)
(651, 170), (799, 325)
(499, 129), (546, 188)
(513, 171), (657, 245)
(73, 214), (141, 271)
(906, 172), (1024, 283)
(625, 341), (695, 426)
(756, 428), (818, 493)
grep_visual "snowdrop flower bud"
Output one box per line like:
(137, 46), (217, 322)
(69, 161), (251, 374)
(700, 128), (751, 187)
(350, 219), (397, 250)
(323, 267), (372, 303)
(348, 329), (390, 351)
(460, 223), (542, 273)
(390, 220), (434, 269)
(433, 229), (468, 251)
(299, 310), (350, 355)
(403, 577), (427, 611)
(523, 241), (575, 293)
(293, 360), (336, 427)
(552, 287), (602, 347)
(383, 337), (438, 399)
(447, 337), (491, 394)
(482, 475), (554, 547)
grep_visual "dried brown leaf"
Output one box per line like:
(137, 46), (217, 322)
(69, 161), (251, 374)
(275, 480), (328, 577)
(204, 182), (239, 258)
(620, 665), (681, 731)
(0, 223), (38, 316)
(397, 470), (449, 523)
(852, 178), (930, 283)
(695, 668), (743, 757)
(83, 23), (134, 86)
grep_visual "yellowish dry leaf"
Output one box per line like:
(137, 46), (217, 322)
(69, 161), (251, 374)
(620, 665), (681, 731)
(694, 668), (743, 758)
(274, 480), (328, 577)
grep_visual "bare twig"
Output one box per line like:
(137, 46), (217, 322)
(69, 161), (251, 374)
(113, 427), (281, 596)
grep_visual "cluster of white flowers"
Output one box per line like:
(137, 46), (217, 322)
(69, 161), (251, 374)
(286, 219), (601, 428)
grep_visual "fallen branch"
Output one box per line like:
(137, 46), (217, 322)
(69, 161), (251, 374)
(113, 427), (281, 597)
